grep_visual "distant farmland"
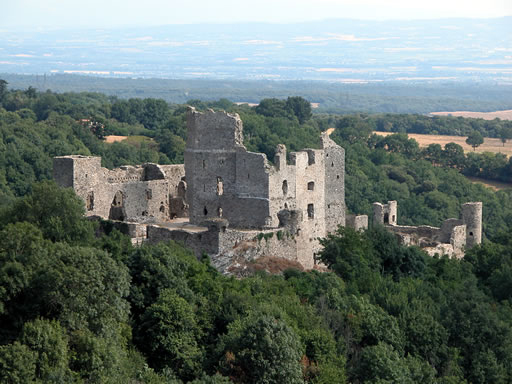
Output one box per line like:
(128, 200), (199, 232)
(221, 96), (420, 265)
(374, 132), (512, 157)
(430, 110), (512, 121)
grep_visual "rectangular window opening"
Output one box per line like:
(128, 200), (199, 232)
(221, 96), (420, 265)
(307, 204), (314, 219)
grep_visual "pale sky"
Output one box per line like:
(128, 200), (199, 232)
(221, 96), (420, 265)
(1, 0), (511, 30)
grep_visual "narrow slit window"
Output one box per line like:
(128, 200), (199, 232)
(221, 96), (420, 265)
(282, 180), (288, 195)
(307, 204), (314, 219)
(307, 181), (315, 191)
(86, 192), (94, 211)
(216, 177), (223, 196)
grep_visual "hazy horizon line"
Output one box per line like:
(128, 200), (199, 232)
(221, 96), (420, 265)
(2, 15), (511, 33)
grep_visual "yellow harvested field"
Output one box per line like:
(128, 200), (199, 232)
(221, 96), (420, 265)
(374, 132), (512, 157)
(430, 110), (512, 121)
(466, 177), (512, 191)
(104, 135), (128, 143)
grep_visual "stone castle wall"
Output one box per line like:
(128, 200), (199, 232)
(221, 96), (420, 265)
(53, 156), (186, 223)
(53, 108), (482, 270)
(374, 200), (481, 258)
(54, 108), (348, 270)
(183, 107), (346, 266)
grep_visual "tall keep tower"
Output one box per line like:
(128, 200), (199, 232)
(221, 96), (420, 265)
(462, 202), (483, 248)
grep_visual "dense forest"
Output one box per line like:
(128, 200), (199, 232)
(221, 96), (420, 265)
(1, 81), (512, 382)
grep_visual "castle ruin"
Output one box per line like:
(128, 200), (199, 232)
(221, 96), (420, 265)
(54, 108), (347, 270)
(53, 108), (482, 271)
(373, 200), (482, 258)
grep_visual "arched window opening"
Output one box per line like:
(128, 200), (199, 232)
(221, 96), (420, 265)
(307, 181), (315, 191)
(109, 191), (126, 221)
(282, 180), (288, 195)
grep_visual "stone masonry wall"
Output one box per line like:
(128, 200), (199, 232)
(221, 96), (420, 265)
(55, 108), (348, 271)
(374, 200), (482, 258)
(53, 155), (185, 223)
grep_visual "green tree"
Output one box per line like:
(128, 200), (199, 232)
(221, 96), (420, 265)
(285, 96), (312, 124)
(0, 79), (7, 105)
(466, 130), (484, 151)
(20, 319), (70, 381)
(499, 126), (512, 147)
(218, 314), (304, 384)
(137, 289), (203, 379)
(2, 181), (95, 245)
(255, 98), (291, 119)
(0, 342), (36, 384)
(442, 142), (465, 169)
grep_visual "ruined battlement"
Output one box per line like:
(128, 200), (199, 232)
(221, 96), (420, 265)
(373, 200), (482, 258)
(184, 108), (345, 239)
(186, 107), (245, 151)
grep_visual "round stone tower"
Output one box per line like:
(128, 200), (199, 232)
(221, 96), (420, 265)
(462, 202), (482, 248)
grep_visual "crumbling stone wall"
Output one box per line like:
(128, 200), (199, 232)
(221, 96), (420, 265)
(373, 200), (482, 258)
(184, 107), (346, 266)
(54, 108), (348, 271)
(373, 201), (398, 226)
(53, 156), (186, 223)
(346, 214), (369, 231)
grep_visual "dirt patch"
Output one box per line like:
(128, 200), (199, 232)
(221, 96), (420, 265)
(104, 135), (128, 143)
(228, 256), (304, 276)
(374, 132), (512, 157)
(430, 110), (512, 121)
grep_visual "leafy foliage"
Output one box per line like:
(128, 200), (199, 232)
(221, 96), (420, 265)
(1, 82), (512, 383)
